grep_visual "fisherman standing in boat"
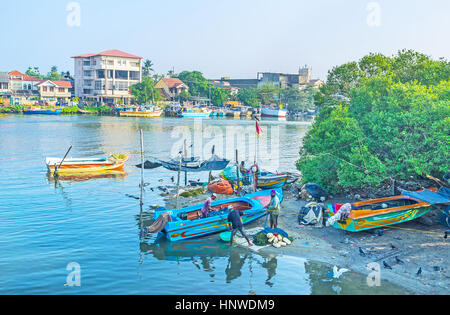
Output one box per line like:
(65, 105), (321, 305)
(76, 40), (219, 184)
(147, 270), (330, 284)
(267, 190), (281, 229)
(227, 206), (253, 248)
(201, 193), (217, 218)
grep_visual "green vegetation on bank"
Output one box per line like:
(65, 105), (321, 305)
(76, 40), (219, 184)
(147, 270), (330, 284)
(297, 49), (450, 193)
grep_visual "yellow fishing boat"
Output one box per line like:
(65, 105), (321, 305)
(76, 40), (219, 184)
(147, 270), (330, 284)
(46, 154), (128, 174)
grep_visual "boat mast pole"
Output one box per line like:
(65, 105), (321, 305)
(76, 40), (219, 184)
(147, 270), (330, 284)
(139, 130), (144, 226)
(236, 149), (240, 195)
(184, 139), (188, 186)
(176, 158), (181, 209)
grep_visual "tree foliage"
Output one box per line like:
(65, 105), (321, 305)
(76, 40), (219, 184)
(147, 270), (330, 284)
(130, 77), (161, 104)
(238, 88), (259, 107)
(176, 71), (230, 105)
(297, 50), (450, 192)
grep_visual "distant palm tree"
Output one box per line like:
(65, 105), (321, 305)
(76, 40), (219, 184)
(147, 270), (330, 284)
(143, 59), (154, 77)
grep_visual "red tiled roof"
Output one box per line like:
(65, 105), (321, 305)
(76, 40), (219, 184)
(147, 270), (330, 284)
(72, 49), (142, 59)
(161, 78), (186, 88)
(36, 80), (73, 88)
(8, 70), (41, 82)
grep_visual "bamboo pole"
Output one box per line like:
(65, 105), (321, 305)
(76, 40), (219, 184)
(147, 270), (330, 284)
(139, 129), (144, 228)
(235, 149), (240, 194)
(184, 139), (187, 186)
(176, 158), (181, 209)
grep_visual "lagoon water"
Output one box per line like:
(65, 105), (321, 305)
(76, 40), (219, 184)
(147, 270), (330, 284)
(0, 115), (408, 294)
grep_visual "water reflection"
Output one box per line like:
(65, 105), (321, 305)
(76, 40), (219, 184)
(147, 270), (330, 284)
(46, 170), (128, 183)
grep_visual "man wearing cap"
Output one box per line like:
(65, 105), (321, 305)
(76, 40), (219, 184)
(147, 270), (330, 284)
(201, 193), (217, 218)
(267, 190), (281, 229)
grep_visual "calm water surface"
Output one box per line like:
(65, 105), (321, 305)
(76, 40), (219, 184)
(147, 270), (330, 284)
(0, 115), (408, 294)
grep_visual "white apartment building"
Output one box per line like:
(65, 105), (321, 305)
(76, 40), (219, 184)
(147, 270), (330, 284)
(72, 49), (142, 105)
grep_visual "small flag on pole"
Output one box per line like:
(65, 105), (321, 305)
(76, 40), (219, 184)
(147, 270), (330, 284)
(256, 120), (263, 137)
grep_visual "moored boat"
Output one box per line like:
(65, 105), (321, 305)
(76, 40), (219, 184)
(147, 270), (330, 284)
(153, 189), (282, 241)
(256, 172), (289, 189)
(46, 154), (128, 174)
(261, 107), (287, 118)
(119, 105), (162, 117)
(326, 193), (432, 232)
(180, 107), (211, 118)
(23, 107), (62, 115)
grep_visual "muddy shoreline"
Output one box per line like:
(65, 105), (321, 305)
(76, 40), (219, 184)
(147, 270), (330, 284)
(162, 186), (449, 295)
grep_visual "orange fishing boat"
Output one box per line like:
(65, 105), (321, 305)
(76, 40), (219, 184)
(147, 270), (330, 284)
(326, 193), (432, 232)
(46, 155), (128, 174)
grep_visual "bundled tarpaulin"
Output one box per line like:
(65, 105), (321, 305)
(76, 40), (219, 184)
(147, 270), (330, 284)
(160, 155), (230, 173)
(136, 158), (162, 169)
(400, 187), (450, 227)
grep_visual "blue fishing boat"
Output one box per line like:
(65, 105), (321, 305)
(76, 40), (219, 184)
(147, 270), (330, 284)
(179, 107), (211, 118)
(23, 107), (62, 115)
(153, 189), (283, 241)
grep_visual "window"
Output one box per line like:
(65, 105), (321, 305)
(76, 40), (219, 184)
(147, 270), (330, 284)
(95, 81), (103, 90)
(50, 87), (54, 92)
(129, 71), (140, 80)
(115, 70), (128, 80)
(59, 88), (65, 93)
(97, 70), (105, 79)
(43, 87), (48, 92)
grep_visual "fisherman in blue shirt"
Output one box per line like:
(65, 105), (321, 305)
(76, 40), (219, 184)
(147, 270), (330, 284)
(227, 206), (253, 248)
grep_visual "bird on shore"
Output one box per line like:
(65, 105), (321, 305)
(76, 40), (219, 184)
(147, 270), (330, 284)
(359, 247), (366, 257)
(417, 267), (422, 276)
(444, 229), (449, 239)
(390, 243), (397, 250)
(383, 261), (393, 270)
(171, 176), (175, 183)
(395, 256), (405, 265)
(332, 266), (350, 279)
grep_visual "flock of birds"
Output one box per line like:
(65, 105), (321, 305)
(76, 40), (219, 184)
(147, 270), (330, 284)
(359, 245), (424, 276)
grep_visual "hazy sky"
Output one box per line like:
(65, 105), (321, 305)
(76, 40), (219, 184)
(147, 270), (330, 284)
(1, 0), (449, 80)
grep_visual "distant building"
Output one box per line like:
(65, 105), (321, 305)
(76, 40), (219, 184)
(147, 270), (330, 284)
(218, 78), (259, 89)
(257, 65), (313, 89)
(0, 72), (11, 105)
(309, 79), (324, 89)
(8, 70), (41, 104)
(210, 80), (240, 95)
(36, 80), (73, 103)
(215, 66), (319, 91)
(155, 78), (189, 100)
(72, 49), (142, 105)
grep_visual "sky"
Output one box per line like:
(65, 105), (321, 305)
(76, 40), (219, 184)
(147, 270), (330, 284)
(1, 0), (449, 80)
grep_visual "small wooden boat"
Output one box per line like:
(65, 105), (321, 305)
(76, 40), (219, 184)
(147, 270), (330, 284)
(261, 107), (287, 118)
(23, 107), (62, 115)
(256, 173), (289, 189)
(180, 107), (211, 118)
(160, 155), (230, 173)
(119, 105), (162, 118)
(153, 189), (282, 241)
(46, 155), (128, 174)
(326, 193), (432, 232)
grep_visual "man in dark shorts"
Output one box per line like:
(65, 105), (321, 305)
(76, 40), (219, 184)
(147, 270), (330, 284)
(227, 206), (253, 247)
